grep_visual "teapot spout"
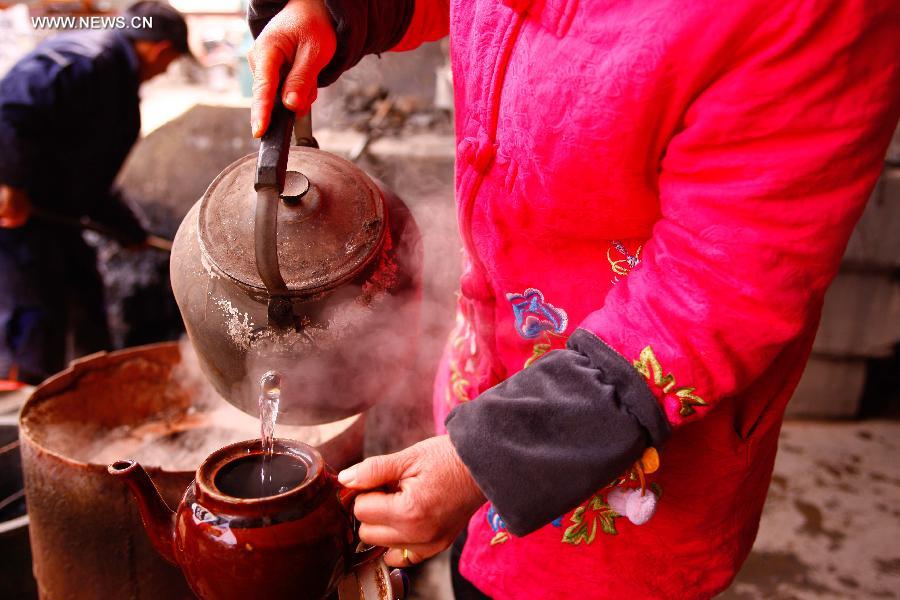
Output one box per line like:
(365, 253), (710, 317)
(108, 460), (177, 564)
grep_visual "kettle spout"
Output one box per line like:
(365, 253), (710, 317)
(108, 459), (177, 564)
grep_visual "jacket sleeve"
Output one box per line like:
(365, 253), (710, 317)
(390, 0), (450, 52)
(578, 3), (900, 431)
(447, 1), (900, 536)
(248, 0), (446, 86)
(446, 330), (670, 536)
(0, 57), (57, 188)
(0, 48), (128, 202)
(247, 0), (289, 38)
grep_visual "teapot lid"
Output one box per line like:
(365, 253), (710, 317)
(198, 147), (386, 296)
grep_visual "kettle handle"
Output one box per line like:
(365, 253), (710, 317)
(254, 88), (295, 326)
(294, 112), (318, 149)
(255, 89), (294, 193)
(253, 83), (323, 328)
(338, 484), (390, 570)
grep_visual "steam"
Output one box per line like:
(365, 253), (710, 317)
(349, 153), (462, 456)
(60, 133), (462, 471)
(245, 157), (461, 457)
(79, 337), (360, 472)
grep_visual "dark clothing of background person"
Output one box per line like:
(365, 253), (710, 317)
(0, 30), (146, 383)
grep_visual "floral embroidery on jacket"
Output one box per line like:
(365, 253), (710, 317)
(490, 288), (665, 548)
(485, 285), (666, 549)
(446, 310), (478, 407)
(523, 330), (566, 369)
(485, 505), (563, 546)
(607, 240), (642, 284)
(485, 449), (663, 548)
(506, 288), (569, 339)
(633, 346), (708, 417)
(562, 494), (621, 543)
(560, 448), (662, 545)
(487, 505), (510, 545)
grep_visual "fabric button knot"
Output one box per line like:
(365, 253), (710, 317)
(460, 132), (498, 174)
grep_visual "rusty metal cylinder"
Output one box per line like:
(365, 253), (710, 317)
(19, 343), (363, 599)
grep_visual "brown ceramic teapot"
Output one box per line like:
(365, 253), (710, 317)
(169, 105), (422, 425)
(109, 438), (388, 600)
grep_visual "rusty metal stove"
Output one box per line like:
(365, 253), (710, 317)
(18, 343), (364, 599)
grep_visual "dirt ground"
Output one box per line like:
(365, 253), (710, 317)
(722, 420), (900, 599)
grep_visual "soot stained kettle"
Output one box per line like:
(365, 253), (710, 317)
(170, 102), (422, 425)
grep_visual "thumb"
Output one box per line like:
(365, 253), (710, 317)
(338, 452), (410, 490)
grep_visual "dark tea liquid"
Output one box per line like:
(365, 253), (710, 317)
(215, 453), (308, 499)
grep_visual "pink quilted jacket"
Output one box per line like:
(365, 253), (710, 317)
(397, 0), (900, 597)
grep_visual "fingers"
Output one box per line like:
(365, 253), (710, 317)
(246, 0), (337, 137)
(384, 547), (415, 568)
(247, 38), (321, 137)
(357, 528), (442, 568)
(248, 44), (288, 138)
(383, 546), (434, 568)
(353, 490), (406, 524)
(0, 214), (29, 228)
(358, 523), (413, 547)
(281, 43), (323, 112)
(339, 451), (412, 490)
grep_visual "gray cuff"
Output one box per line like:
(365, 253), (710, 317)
(445, 328), (670, 536)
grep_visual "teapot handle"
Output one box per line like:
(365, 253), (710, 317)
(338, 485), (389, 569)
(349, 545), (388, 570)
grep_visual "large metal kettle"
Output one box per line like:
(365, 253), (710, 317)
(170, 102), (422, 425)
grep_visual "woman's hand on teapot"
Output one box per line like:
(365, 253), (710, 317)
(339, 435), (486, 567)
(248, 0), (337, 138)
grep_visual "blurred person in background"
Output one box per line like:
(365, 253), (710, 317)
(249, 1), (900, 598)
(0, 1), (190, 385)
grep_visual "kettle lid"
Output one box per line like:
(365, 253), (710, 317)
(198, 147), (386, 296)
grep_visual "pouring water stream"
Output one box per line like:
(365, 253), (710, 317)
(258, 370), (282, 494)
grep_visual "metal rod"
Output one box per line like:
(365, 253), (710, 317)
(0, 488), (24, 514)
(0, 438), (19, 455)
(30, 209), (172, 252)
(294, 112), (318, 148)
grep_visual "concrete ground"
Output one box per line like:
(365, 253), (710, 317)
(723, 420), (900, 600)
(408, 420), (900, 600)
